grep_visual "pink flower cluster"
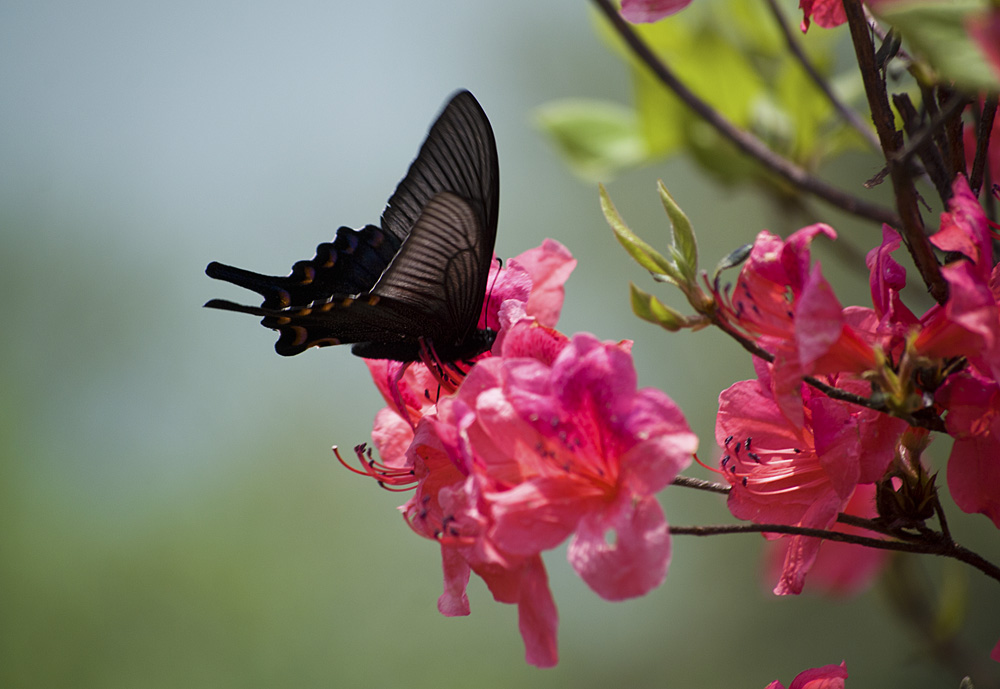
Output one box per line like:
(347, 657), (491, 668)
(349, 240), (698, 667)
(712, 175), (1000, 596)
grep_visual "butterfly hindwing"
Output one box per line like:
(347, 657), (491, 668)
(205, 224), (400, 310)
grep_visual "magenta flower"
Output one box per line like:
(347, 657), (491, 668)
(466, 333), (697, 600)
(408, 330), (696, 665)
(799, 0), (848, 32)
(714, 224), (877, 426)
(620, 0), (694, 24)
(936, 372), (1000, 528)
(765, 484), (888, 596)
(765, 661), (848, 689)
(717, 362), (904, 595)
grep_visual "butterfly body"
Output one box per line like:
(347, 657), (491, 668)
(205, 90), (499, 362)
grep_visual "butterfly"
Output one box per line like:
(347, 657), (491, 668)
(204, 90), (499, 364)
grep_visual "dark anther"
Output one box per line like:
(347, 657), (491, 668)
(748, 452), (761, 463)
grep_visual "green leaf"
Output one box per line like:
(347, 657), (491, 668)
(600, 184), (679, 281)
(630, 282), (685, 331)
(874, 0), (1000, 92)
(657, 181), (697, 283)
(534, 99), (647, 181)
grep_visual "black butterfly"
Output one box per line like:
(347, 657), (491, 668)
(204, 90), (499, 363)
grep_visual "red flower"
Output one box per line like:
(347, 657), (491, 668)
(715, 224), (877, 426)
(717, 362), (904, 594)
(765, 661), (848, 689)
(620, 0), (694, 24)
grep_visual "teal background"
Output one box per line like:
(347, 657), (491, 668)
(1, 1), (997, 687)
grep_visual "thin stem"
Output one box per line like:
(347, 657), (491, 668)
(842, 0), (948, 305)
(590, 0), (902, 228)
(763, 0), (881, 152)
(708, 312), (945, 430)
(669, 522), (1000, 583)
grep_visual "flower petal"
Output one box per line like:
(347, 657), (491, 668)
(567, 495), (671, 600)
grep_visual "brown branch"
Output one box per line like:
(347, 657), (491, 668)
(669, 522), (1000, 583)
(843, 0), (948, 304)
(763, 0), (881, 152)
(590, 0), (902, 228)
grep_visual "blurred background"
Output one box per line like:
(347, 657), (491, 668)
(1, 1), (997, 687)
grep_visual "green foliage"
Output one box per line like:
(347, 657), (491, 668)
(874, 0), (1000, 92)
(539, 0), (864, 183)
(534, 100), (647, 181)
(630, 282), (685, 330)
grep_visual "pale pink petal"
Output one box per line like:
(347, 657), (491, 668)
(773, 491), (844, 595)
(371, 407), (414, 467)
(620, 0), (693, 24)
(515, 556), (560, 668)
(508, 239), (576, 328)
(568, 495), (670, 600)
(795, 263), (847, 369)
(767, 485), (887, 596)
(489, 478), (603, 554)
(437, 546), (472, 616)
(866, 225), (909, 320)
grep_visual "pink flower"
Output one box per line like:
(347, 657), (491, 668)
(404, 329), (696, 666)
(715, 224), (877, 426)
(799, 0), (848, 32)
(765, 661), (848, 689)
(936, 372), (1000, 528)
(620, 0), (694, 24)
(468, 333), (697, 599)
(766, 484), (888, 596)
(717, 361), (904, 594)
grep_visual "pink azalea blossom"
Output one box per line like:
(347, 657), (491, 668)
(620, 0), (694, 24)
(348, 240), (698, 665)
(799, 0), (848, 32)
(714, 224), (877, 426)
(465, 333), (697, 600)
(765, 661), (848, 689)
(389, 328), (694, 666)
(717, 361), (904, 595)
(410, 330), (695, 665)
(856, 177), (1000, 529)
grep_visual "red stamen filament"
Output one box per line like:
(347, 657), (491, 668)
(333, 444), (418, 490)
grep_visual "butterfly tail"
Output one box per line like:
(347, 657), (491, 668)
(205, 261), (295, 308)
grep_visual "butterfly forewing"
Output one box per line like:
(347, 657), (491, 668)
(381, 92), (499, 252)
(205, 89), (499, 362)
